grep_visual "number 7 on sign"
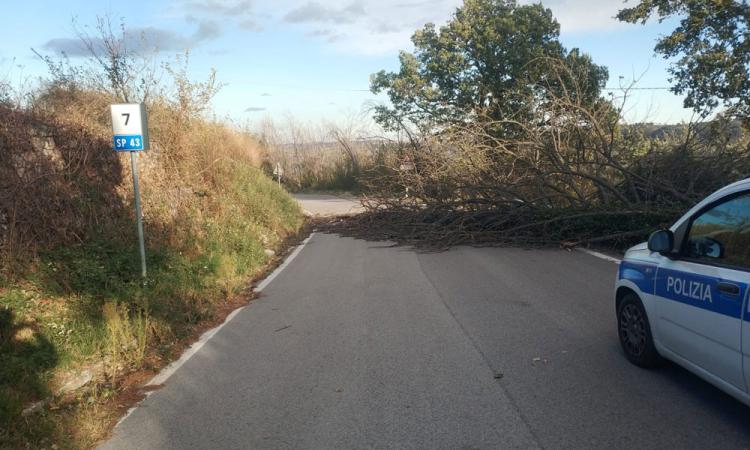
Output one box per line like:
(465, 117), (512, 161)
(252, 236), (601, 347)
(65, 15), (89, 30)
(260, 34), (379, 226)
(110, 103), (149, 152)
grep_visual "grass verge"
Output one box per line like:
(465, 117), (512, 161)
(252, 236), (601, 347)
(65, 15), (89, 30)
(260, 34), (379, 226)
(0, 164), (304, 449)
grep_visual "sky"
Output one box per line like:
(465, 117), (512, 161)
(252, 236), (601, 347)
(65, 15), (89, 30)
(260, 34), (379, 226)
(0, 0), (696, 128)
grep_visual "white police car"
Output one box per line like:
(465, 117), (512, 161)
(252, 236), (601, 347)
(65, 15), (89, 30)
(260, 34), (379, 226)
(616, 178), (750, 407)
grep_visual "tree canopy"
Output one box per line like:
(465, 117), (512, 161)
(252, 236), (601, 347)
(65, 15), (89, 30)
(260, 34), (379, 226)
(617, 0), (750, 121)
(370, 0), (608, 132)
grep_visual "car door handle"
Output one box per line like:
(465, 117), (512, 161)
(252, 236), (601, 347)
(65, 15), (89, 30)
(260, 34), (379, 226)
(717, 282), (741, 297)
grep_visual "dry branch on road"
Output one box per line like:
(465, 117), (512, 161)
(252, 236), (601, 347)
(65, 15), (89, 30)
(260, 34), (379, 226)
(319, 206), (677, 251)
(329, 67), (750, 251)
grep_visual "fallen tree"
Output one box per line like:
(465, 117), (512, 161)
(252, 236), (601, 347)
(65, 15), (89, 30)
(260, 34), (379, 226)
(344, 0), (750, 251)
(327, 60), (750, 250)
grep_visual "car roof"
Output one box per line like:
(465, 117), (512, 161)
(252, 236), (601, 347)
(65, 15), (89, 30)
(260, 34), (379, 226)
(717, 177), (750, 194)
(669, 178), (750, 232)
(705, 178), (750, 203)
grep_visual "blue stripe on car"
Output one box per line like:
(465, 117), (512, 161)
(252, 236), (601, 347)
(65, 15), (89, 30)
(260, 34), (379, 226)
(619, 261), (656, 294)
(620, 261), (748, 320)
(655, 268), (746, 320)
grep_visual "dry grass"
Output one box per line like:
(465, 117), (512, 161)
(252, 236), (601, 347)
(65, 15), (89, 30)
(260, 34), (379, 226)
(0, 79), (303, 448)
(259, 117), (382, 192)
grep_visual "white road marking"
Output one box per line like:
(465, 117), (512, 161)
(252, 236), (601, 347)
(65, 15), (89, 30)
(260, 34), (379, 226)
(147, 316), (232, 386)
(146, 232), (314, 387)
(256, 233), (314, 292)
(110, 233), (315, 430)
(578, 248), (622, 264)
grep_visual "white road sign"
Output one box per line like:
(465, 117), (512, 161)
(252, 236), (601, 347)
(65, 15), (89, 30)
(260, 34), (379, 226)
(399, 155), (415, 171)
(273, 162), (284, 187)
(110, 103), (150, 277)
(110, 103), (150, 151)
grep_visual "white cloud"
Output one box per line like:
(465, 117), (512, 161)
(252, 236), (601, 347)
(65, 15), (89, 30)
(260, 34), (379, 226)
(270, 0), (628, 55)
(239, 18), (264, 32)
(174, 0), (259, 33)
(523, 0), (627, 33)
(185, 0), (254, 16)
(172, 0), (629, 56)
(284, 2), (366, 24)
(260, 0), (460, 55)
(42, 22), (221, 57)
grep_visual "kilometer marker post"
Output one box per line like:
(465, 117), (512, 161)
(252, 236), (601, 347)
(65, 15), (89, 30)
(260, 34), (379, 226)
(130, 151), (146, 278)
(110, 103), (150, 278)
(273, 162), (284, 188)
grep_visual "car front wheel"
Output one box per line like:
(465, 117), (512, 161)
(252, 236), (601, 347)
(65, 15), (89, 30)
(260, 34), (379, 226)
(618, 293), (662, 368)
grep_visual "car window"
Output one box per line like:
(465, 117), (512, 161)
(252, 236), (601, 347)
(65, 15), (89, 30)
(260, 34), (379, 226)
(685, 193), (750, 269)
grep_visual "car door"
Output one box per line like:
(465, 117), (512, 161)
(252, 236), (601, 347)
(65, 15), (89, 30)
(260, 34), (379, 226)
(655, 192), (750, 391)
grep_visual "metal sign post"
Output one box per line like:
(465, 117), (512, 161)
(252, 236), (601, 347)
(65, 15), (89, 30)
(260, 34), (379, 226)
(399, 155), (416, 198)
(130, 152), (147, 278)
(273, 162), (284, 188)
(110, 103), (150, 278)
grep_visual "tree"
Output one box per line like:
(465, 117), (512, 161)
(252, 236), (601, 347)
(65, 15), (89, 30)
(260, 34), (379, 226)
(617, 0), (750, 122)
(370, 0), (608, 132)
(33, 16), (160, 103)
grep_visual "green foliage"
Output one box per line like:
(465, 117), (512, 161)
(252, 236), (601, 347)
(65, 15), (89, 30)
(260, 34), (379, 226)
(370, 0), (608, 131)
(617, 0), (750, 121)
(0, 160), (302, 448)
(1, 16), (304, 448)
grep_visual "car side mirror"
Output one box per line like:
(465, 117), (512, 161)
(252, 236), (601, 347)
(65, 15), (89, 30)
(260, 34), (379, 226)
(648, 229), (674, 255)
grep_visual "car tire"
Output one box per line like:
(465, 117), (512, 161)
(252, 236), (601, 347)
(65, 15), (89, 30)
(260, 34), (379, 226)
(617, 293), (662, 368)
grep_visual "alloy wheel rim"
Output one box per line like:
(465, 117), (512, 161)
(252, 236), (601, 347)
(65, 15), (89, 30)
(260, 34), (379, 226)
(620, 303), (646, 357)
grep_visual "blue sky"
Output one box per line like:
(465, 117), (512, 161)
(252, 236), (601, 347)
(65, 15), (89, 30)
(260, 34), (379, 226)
(0, 0), (695, 127)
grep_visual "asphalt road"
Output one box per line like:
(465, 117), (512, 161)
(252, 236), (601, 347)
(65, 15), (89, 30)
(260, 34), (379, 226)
(294, 193), (364, 216)
(101, 233), (750, 449)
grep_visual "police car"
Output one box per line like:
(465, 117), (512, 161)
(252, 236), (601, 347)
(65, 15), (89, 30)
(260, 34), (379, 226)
(616, 178), (750, 407)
